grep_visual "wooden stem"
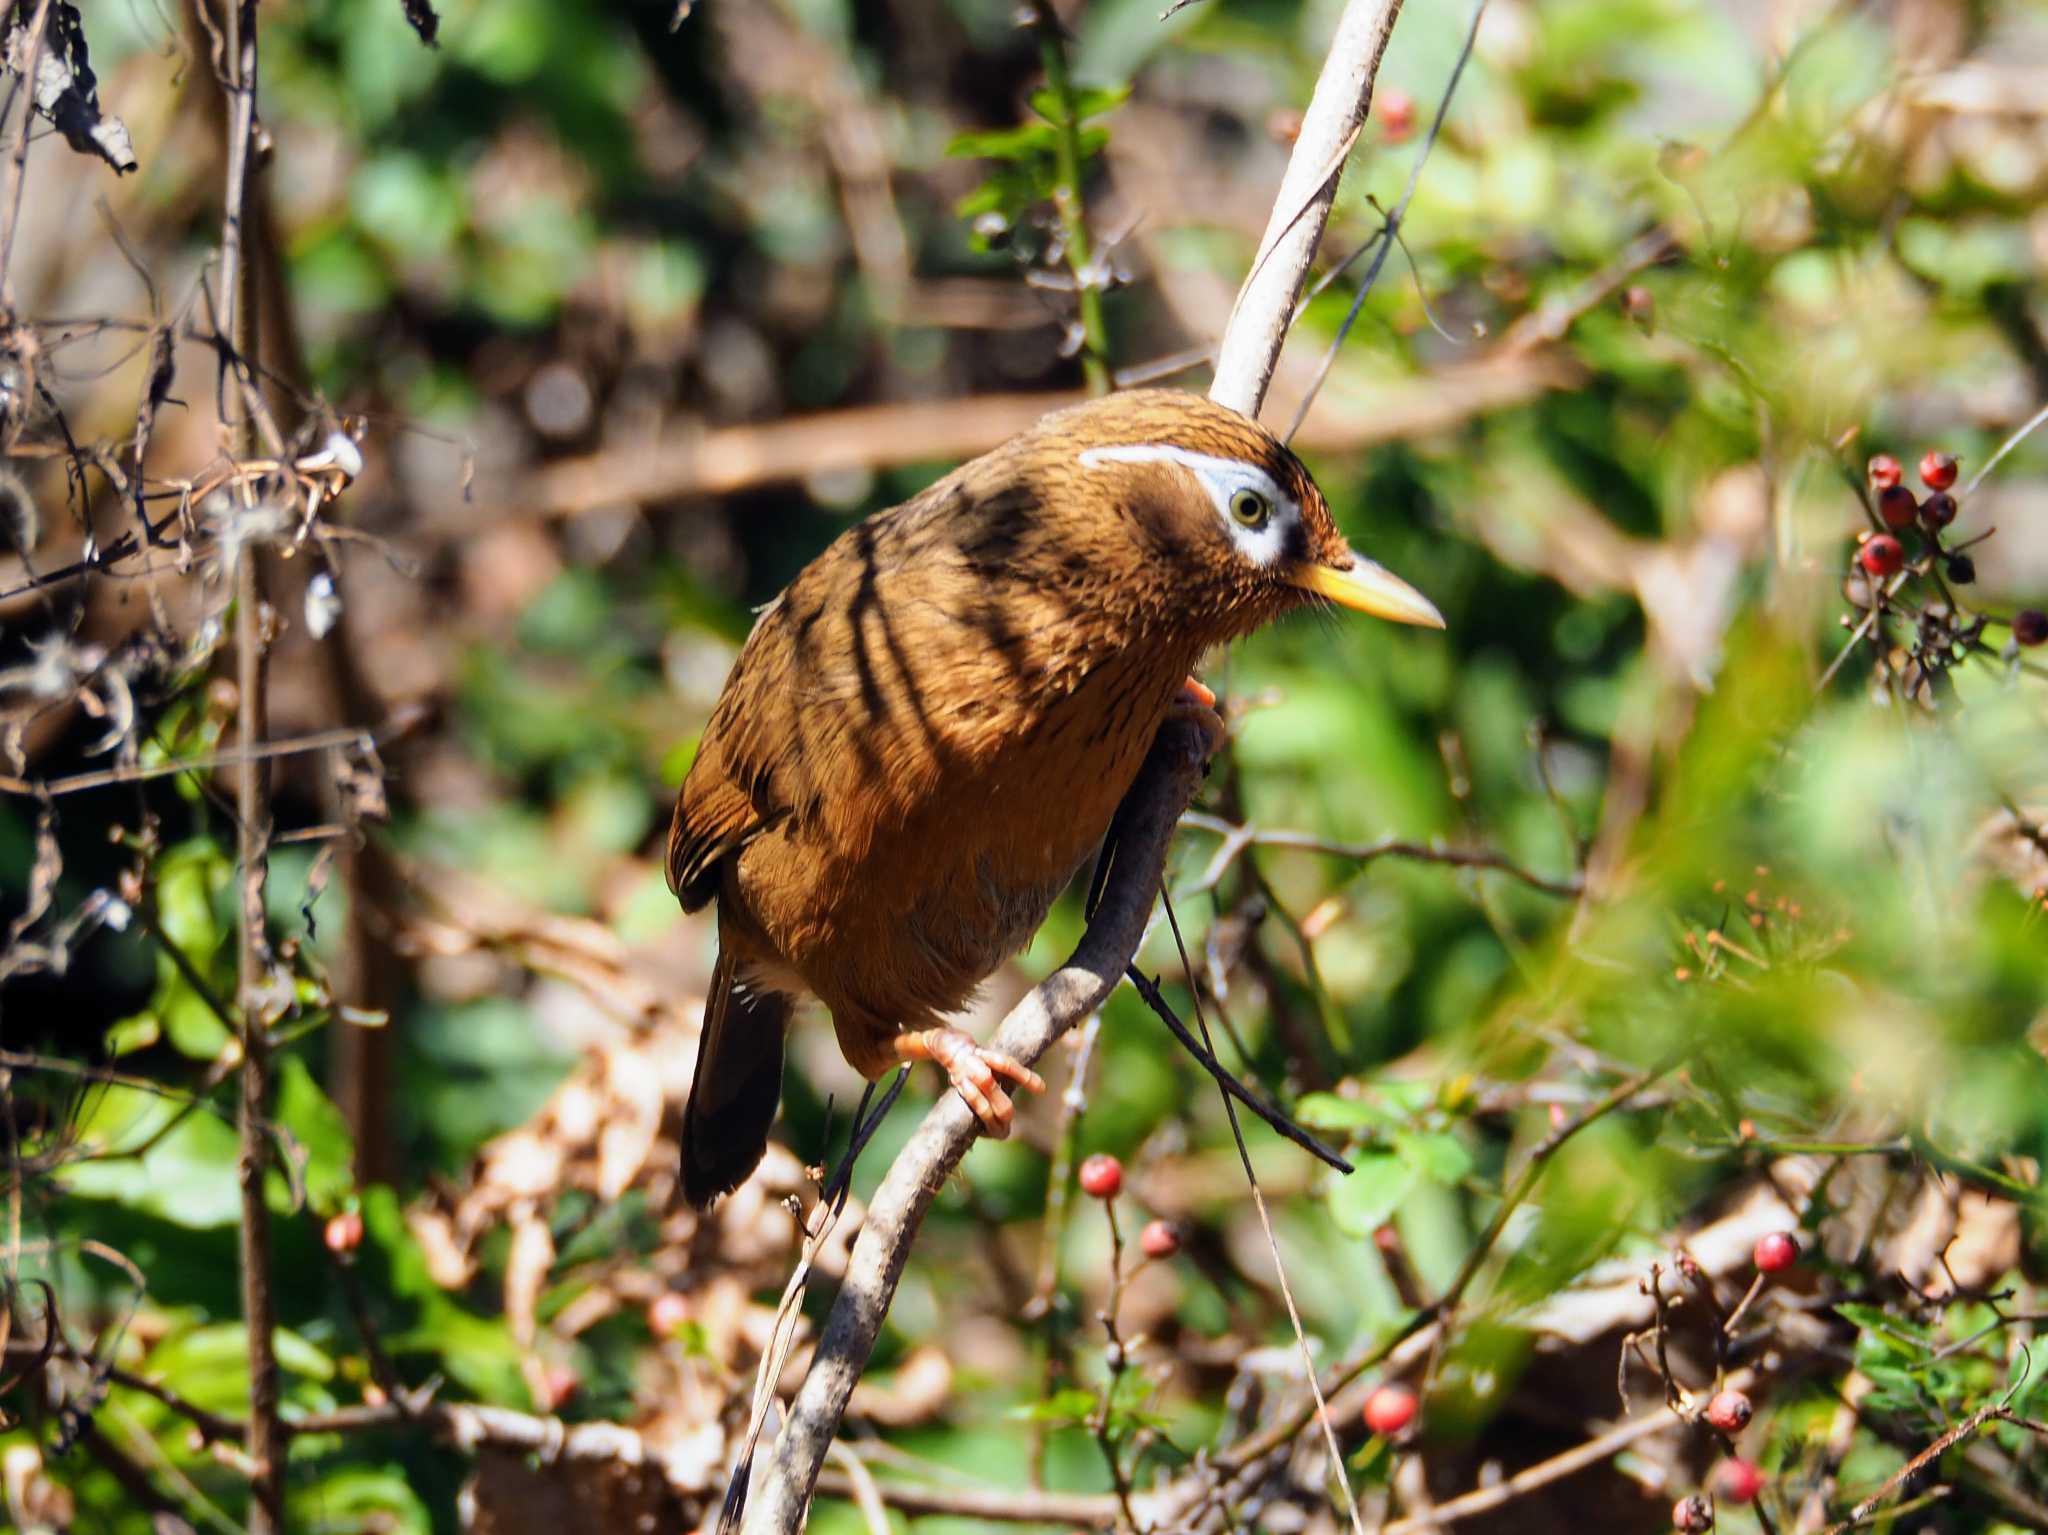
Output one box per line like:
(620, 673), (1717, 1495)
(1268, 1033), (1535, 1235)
(217, 1), (283, 1528)
(1207, 0), (1405, 421)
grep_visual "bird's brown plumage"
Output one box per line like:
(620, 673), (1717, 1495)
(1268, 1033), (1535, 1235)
(668, 388), (1422, 1204)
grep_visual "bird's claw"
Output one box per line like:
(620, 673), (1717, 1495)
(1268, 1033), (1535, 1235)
(894, 1026), (1045, 1138)
(1169, 676), (1226, 759)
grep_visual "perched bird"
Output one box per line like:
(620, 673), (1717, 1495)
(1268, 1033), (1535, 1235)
(668, 388), (1442, 1204)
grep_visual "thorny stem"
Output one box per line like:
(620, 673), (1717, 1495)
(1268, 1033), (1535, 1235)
(1090, 1198), (1144, 1532)
(215, 0), (284, 1528)
(0, 0), (56, 310)
(1026, 0), (1109, 395)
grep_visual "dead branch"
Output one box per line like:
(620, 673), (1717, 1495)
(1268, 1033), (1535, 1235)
(489, 346), (1573, 525)
(209, 0), (285, 1526)
(1207, 0), (1404, 420)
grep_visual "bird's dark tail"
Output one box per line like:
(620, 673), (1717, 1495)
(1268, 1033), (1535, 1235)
(682, 948), (789, 1207)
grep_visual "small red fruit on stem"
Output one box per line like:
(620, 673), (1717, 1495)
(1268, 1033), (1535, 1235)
(1919, 450), (1958, 490)
(1716, 1459), (1765, 1504)
(541, 1365), (579, 1412)
(1858, 535), (1904, 578)
(1919, 491), (1957, 530)
(1866, 453), (1902, 490)
(1704, 1388), (1753, 1433)
(1672, 1493), (1714, 1532)
(2015, 609), (2048, 647)
(1363, 1382), (1419, 1435)
(1876, 485), (1918, 529)
(1079, 1153), (1123, 1200)
(649, 1292), (690, 1337)
(1139, 1219), (1181, 1258)
(1378, 88), (1416, 143)
(1753, 1231), (1798, 1273)
(324, 1210), (364, 1254)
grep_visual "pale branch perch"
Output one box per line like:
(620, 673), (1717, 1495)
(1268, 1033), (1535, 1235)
(740, 721), (1213, 1535)
(740, 6), (1409, 1524)
(1207, 0), (1405, 421)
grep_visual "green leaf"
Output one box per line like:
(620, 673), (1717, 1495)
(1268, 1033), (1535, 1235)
(1329, 1151), (1421, 1238)
(1296, 1092), (1394, 1132)
(60, 1085), (241, 1228)
(1027, 82), (1130, 124)
(104, 1011), (160, 1056)
(1395, 1130), (1474, 1186)
(1837, 1303), (1935, 1351)
(945, 123), (1058, 163)
(288, 1467), (431, 1535)
(1013, 1386), (1099, 1425)
(272, 1054), (357, 1215)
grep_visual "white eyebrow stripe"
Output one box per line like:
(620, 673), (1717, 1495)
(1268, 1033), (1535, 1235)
(1077, 442), (1287, 505)
(1077, 441), (1296, 569)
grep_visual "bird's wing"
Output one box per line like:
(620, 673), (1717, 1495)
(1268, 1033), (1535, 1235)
(667, 767), (777, 912)
(668, 607), (801, 911)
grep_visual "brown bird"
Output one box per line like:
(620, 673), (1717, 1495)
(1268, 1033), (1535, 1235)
(667, 388), (1442, 1205)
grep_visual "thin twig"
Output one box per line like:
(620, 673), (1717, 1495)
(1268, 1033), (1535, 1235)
(211, 0), (283, 1526)
(1208, 0), (1405, 419)
(0, 724), (376, 797)
(1212, 1058), (1677, 1475)
(1960, 400), (2048, 499)
(1159, 887), (1368, 1535)
(1026, 0), (1110, 394)
(0, 0), (56, 309)
(1182, 813), (1585, 899)
(1284, 0), (1487, 443)
(1379, 1371), (1758, 1534)
(1122, 966), (1352, 1172)
(1819, 1403), (2048, 1534)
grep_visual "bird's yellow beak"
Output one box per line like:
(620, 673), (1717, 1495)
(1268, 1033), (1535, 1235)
(1289, 551), (1446, 629)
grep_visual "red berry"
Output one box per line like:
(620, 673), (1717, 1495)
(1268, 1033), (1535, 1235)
(1866, 454), (1902, 490)
(323, 1211), (364, 1254)
(1078, 1153), (1123, 1200)
(1672, 1493), (1714, 1532)
(2015, 609), (2048, 647)
(1362, 1383), (1419, 1435)
(1715, 1459), (1765, 1504)
(541, 1365), (578, 1411)
(649, 1292), (690, 1337)
(1139, 1219), (1181, 1259)
(1919, 450), (1958, 490)
(1753, 1231), (1798, 1273)
(1876, 485), (1918, 529)
(1858, 535), (1904, 578)
(1919, 492), (1957, 530)
(1704, 1389), (1753, 1434)
(1266, 106), (1304, 145)
(1378, 88), (1416, 143)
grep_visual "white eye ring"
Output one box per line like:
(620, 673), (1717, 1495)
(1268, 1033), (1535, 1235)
(1229, 488), (1271, 528)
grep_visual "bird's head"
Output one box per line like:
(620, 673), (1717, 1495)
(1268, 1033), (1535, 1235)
(1015, 388), (1444, 641)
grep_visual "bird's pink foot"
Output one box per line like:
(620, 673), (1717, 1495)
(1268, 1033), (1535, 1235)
(894, 1026), (1045, 1137)
(1169, 676), (1226, 756)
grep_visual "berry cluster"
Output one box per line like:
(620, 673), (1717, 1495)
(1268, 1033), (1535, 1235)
(1663, 1233), (1800, 1528)
(1846, 446), (2045, 704)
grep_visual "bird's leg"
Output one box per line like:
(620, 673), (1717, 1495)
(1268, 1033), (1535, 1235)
(893, 1027), (1045, 1138)
(1170, 675), (1226, 756)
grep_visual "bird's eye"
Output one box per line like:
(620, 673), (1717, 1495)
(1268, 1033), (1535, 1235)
(1229, 488), (1271, 528)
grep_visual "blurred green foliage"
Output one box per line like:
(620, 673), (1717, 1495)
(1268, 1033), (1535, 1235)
(5, 0), (2048, 1529)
